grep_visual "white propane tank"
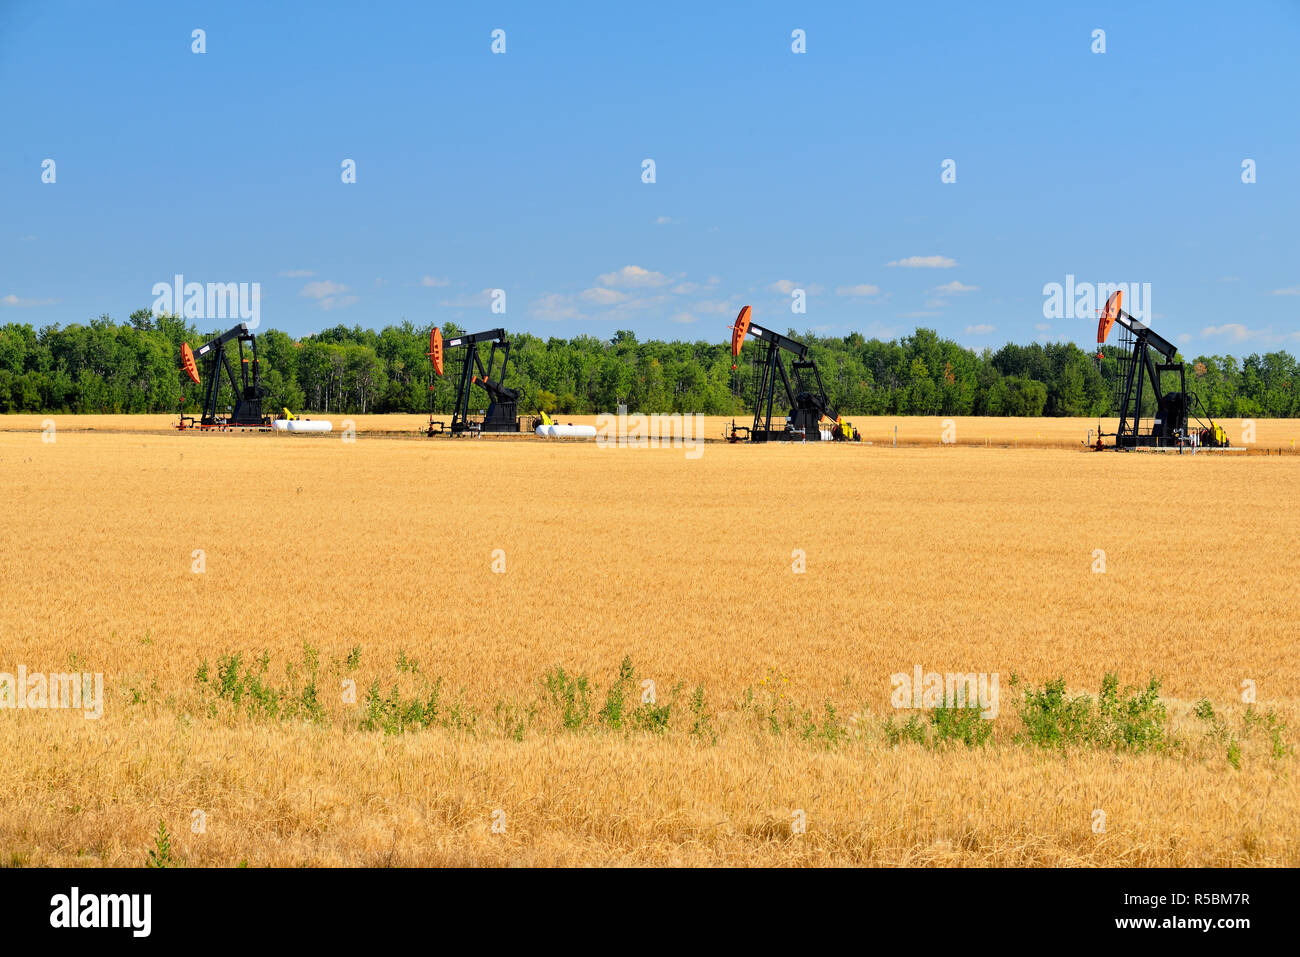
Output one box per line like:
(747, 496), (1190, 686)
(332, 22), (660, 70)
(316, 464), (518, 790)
(273, 419), (333, 433)
(538, 424), (596, 439)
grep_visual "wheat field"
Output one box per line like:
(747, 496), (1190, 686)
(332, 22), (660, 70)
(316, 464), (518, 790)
(1, 418), (1297, 866)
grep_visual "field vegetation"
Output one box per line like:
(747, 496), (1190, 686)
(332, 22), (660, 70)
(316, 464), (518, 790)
(1, 426), (1296, 865)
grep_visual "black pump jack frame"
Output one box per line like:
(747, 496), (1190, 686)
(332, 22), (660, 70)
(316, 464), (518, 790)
(191, 323), (267, 427)
(744, 321), (835, 441)
(442, 328), (520, 435)
(1106, 310), (1189, 448)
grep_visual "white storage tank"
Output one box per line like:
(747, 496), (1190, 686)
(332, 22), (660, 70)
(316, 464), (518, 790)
(537, 423), (596, 439)
(273, 419), (333, 433)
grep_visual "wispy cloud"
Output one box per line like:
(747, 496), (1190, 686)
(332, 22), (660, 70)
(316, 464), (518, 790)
(530, 266), (730, 323)
(421, 276), (450, 288)
(278, 269), (314, 278)
(653, 216), (678, 225)
(579, 287), (626, 305)
(1201, 323), (1254, 342)
(299, 280), (357, 310)
(886, 255), (957, 269)
(2, 293), (60, 307)
(1272, 286), (1300, 296)
(769, 279), (827, 297)
(836, 283), (882, 297)
(530, 292), (585, 322)
(923, 279), (978, 308)
(931, 280), (977, 295)
(597, 265), (670, 288)
(1201, 323), (1300, 345)
(965, 323), (995, 335)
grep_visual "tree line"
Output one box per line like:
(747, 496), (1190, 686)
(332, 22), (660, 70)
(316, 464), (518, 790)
(0, 309), (1296, 419)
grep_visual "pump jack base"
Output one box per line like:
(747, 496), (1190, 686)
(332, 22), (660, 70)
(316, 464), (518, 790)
(177, 415), (271, 432)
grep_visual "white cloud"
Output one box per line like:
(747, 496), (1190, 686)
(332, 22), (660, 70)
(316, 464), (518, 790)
(1272, 286), (1300, 296)
(421, 276), (451, 288)
(931, 280), (978, 295)
(1034, 322), (1052, 332)
(770, 279), (798, 294)
(579, 287), (626, 305)
(301, 280), (346, 298)
(1201, 323), (1253, 342)
(965, 324), (995, 335)
(596, 265), (670, 288)
(886, 255), (957, 269)
(2, 293), (59, 307)
(1198, 323), (1300, 345)
(529, 293), (584, 322)
(654, 216), (678, 225)
(300, 280), (357, 310)
(836, 283), (881, 297)
(279, 269), (314, 278)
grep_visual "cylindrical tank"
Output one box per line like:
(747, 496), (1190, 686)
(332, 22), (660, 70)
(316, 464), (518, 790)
(272, 419), (333, 433)
(537, 424), (596, 439)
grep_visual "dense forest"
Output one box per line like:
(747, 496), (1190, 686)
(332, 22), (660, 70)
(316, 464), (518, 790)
(1, 309), (1297, 419)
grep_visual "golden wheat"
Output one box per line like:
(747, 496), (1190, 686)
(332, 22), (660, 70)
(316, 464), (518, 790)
(0, 422), (1296, 866)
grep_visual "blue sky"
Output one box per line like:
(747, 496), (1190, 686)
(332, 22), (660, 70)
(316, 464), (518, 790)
(2, 1), (1298, 352)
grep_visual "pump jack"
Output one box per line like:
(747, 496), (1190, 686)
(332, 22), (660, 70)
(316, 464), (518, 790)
(726, 305), (859, 442)
(1094, 291), (1226, 449)
(425, 327), (521, 435)
(177, 323), (269, 430)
